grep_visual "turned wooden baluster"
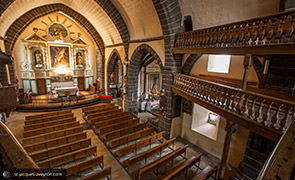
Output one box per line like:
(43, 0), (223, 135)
(243, 94), (250, 117)
(256, 99), (266, 123)
(273, 104), (284, 130)
(232, 25), (239, 46)
(268, 18), (277, 43)
(250, 97), (258, 120)
(274, 16), (285, 43)
(250, 21), (259, 45)
(258, 19), (267, 44)
(284, 14), (295, 42)
(223, 89), (232, 110)
(244, 24), (252, 45)
(227, 25), (234, 47)
(283, 107), (294, 131)
(192, 79), (197, 97)
(264, 102), (274, 127)
(236, 93), (246, 113)
(238, 23), (246, 46)
(192, 31), (197, 48)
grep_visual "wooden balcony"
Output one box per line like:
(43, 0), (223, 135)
(173, 10), (295, 55)
(172, 73), (295, 141)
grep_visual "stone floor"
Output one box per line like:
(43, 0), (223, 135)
(4, 106), (219, 180)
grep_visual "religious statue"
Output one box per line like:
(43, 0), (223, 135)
(76, 52), (83, 66)
(151, 76), (159, 95)
(34, 50), (43, 67)
(110, 72), (115, 85)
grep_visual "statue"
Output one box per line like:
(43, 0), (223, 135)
(34, 50), (43, 67)
(76, 52), (83, 66)
(110, 72), (115, 85)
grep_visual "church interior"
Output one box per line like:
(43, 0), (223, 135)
(0, 0), (295, 179)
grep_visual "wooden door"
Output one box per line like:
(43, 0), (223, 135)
(78, 77), (84, 91)
(36, 79), (46, 95)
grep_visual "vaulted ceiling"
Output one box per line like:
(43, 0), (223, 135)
(0, 0), (163, 49)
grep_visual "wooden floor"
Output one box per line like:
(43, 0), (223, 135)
(6, 105), (219, 180)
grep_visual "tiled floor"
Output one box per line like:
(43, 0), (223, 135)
(5, 106), (219, 180)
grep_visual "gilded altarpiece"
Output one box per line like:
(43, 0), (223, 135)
(21, 23), (93, 94)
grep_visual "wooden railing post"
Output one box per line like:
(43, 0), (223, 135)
(217, 121), (236, 179)
(241, 55), (252, 90)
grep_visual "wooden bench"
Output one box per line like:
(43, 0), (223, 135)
(103, 122), (148, 141)
(88, 111), (129, 125)
(134, 145), (188, 180)
(24, 121), (80, 138)
(82, 103), (115, 113)
(37, 146), (97, 169)
(93, 114), (134, 130)
(23, 126), (83, 145)
(25, 110), (72, 121)
(108, 127), (156, 149)
(84, 106), (119, 119)
(24, 117), (76, 131)
(80, 167), (111, 180)
(83, 105), (117, 116)
(25, 113), (74, 126)
(156, 155), (202, 180)
(124, 137), (176, 171)
(64, 156), (104, 177)
(96, 118), (140, 135)
(30, 138), (91, 162)
(24, 132), (87, 153)
(115, 131), (164, 158)
(191, 164), (219, 180)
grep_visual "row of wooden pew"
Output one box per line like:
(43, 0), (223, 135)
(22, 110), (111, 180)
(82, 103), (218, 180)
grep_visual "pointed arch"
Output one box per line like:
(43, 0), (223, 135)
(125, 44), (164, 115)
(107, 49), (123, 95)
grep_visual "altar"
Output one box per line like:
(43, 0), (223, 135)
(54, 86), (78, 97)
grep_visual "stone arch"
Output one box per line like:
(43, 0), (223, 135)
(125, 44), (164, 115)
(182, 54), (202, 75)
(4, 3), (104, 55)
(107, 49), (123, 96)
(3, 3), (105, 85)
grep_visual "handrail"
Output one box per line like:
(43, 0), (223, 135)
(0, 121), (39, 169)
(172, 73), (295, 136)
(173, 10), (295, 55)
(257, 112), (295, 179)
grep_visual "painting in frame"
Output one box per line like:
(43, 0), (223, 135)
(49, 45), (70, 68)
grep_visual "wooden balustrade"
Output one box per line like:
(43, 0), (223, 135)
(172, 73), (295, 141)
(173, 10), (295, 55)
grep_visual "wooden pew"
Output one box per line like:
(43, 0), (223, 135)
(82, 103), (115, 113)
(134, 145), (188, 180)
(103, 122), (148, 141)
(24, 117), (76, 131)
(93, 114), (134, 129)
(23, 126), (83, 145)
(191, 164), (219, 180)
(108, 127), (156, 149)
(88, 111), (129, 124)
(37, 146), (97, 169)
(84, 106), (119, 119)
(84, 105), (117, 116)
(30, 138), (91, 162)
(25, 110), (72, 121)
(80, 167), (111, 180)
(115, 131), (164, 158)
(24, 121), (80, 138)
(25, 113), (74, 126)
(90, 112), (131, 126)
(156, 155), (202, 180)
(124, 137), (176, 171)
(96, 118), (139, 135)
(64, 156), (104, 177)
(24, 132), (87, 153)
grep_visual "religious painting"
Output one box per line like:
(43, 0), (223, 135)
(49, 46), (70, 68)
(75, 51), (84, 67)
(31, 47), (43, 68)
(148, 73), (160, 95)
(49, 23), (68, 39)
